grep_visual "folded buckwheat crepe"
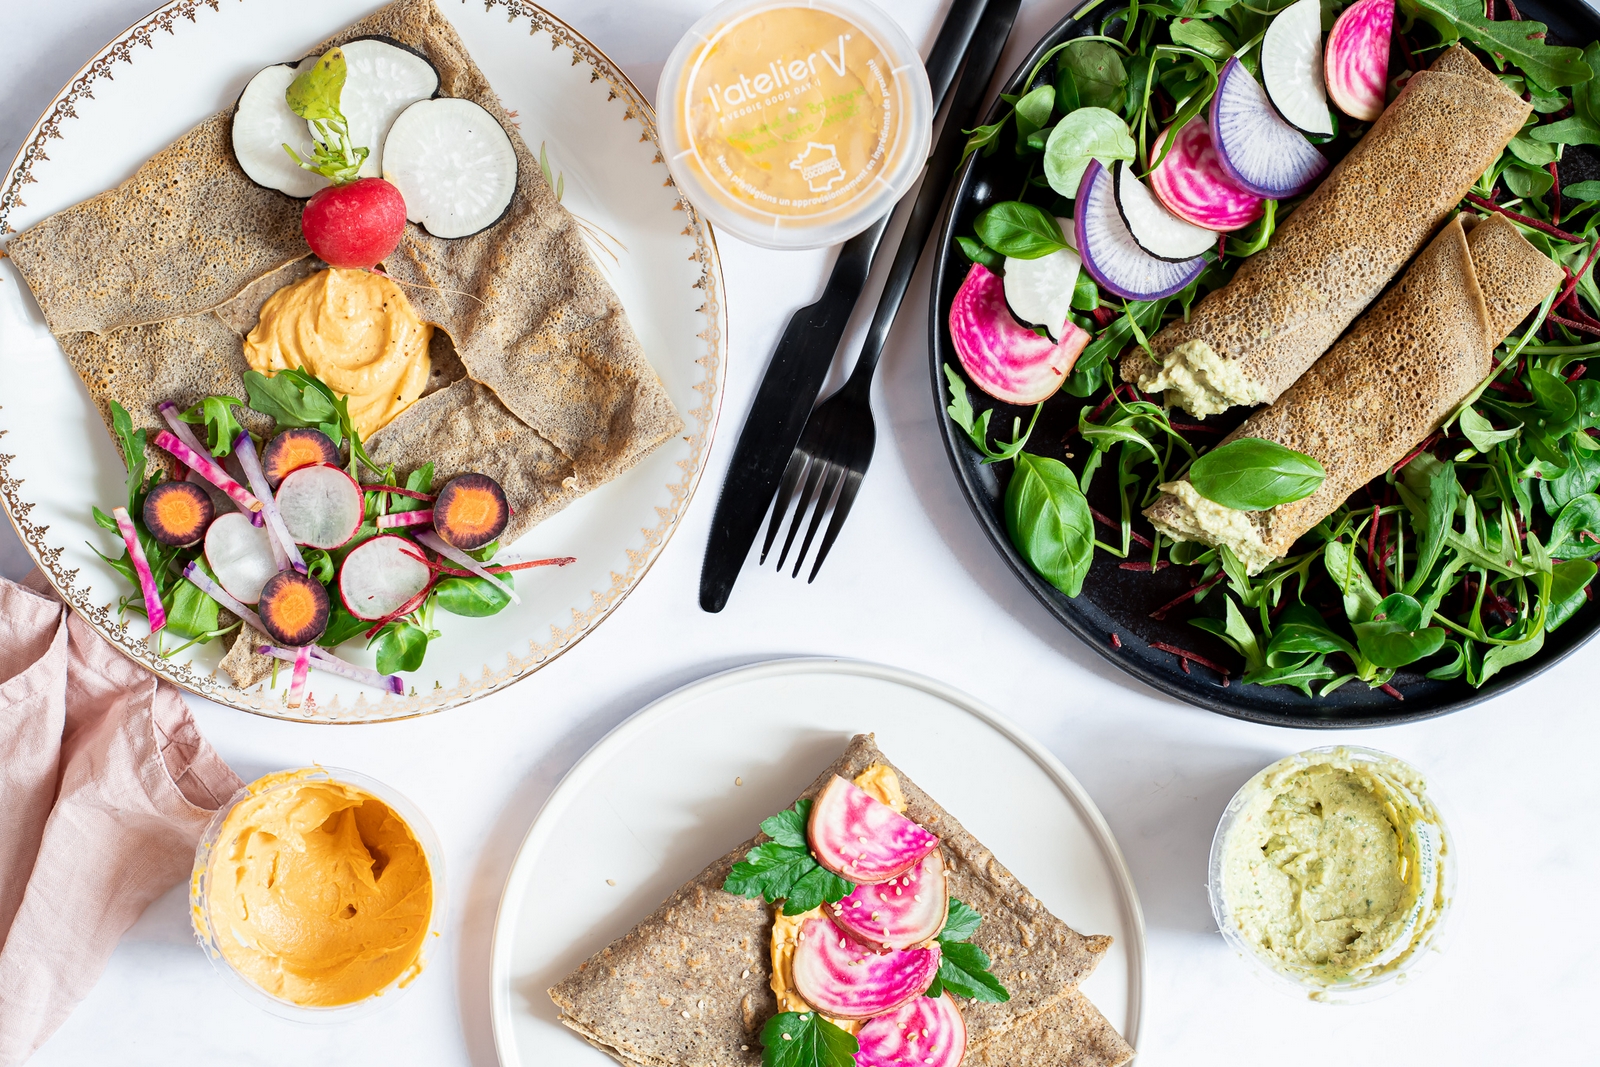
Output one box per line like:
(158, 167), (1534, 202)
(549, 734), (1134, 1067)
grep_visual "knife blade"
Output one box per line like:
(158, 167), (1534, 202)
(699, 0), (1002, 612)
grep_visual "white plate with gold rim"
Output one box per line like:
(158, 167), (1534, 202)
(490, 658), (1145, 1065)
(0, 0), (725, 723)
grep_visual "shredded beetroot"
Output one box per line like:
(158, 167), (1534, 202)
(1391, 431), (1442, 475)
(1567, 364), (1588, 383)
(1550, 163), (1563, 225)
(1119, 560), (1169, 571)
(1396, 33), (1420, 72)
(1379, 683), (1405, 702)
(1150, 641), (1232, 680)
(397, 545), (574, 577)
(1168, 420), (1225, 434)
(362, 484), (436, 501)
(1550, 312), (1600, 338)
(1090, 507), (1154, 548)
(1110, 632), (1122, 649)
(1150, 572), (1225, 620)
(1090, 305), (1116, 329)
(1487, 379), (1534, 399)
(1217, 231), (1227, 260)
(362, 586), (434, 641)
(1559, 248), (1600, 311)
(1504, 0), (1522, 18)
(1466, 193), (1585, 243)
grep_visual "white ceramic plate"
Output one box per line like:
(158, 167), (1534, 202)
(0, 0), (725, 723)
(490, 658), (1145, 1065)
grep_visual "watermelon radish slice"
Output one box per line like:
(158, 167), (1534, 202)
(1076, 161), (1206, 300)
(1326, 0), (1393, 122)
(1003, 218), (1080, 341)
(1114, 162), (1218, 261)
(808, 775), (942, 884)
(789, 915), (941, 1020)
(339, 535), (433, 621)
(1211, 58), (1328, 200)
(950, 263), (1089, 407)
(275, 464), (364, 549)
(855, 992), (967, 1067)
(1263, 0), (1334, 137)
(1149, 120), (1265, 233)
(204, 511), (279, 605)
(833, 850), (948, 952)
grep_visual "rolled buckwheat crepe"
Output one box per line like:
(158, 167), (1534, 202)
(1120, 46), (1530, 418)
(1147, 213), (1563, 573)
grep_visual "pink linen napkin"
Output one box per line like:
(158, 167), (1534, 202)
(0, 571), (243, 1065)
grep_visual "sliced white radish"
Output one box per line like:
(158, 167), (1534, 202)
(1003, 217), (1081, 340)
(952, 264), (1088, 406)
(1114, 162), (1219, 261)
(1211, 58), (1329, 200)
(1075, 160), (1206, 301)
(275, 464), (364, 550)
(1263, 0), (1334, 137)
(204, 511), (279, 605)
(338, 535), (433, 621)
(1150, 120), (1265, 233)
(233, 61), (328, 199)
(383, 97), (518, 239)
(1326, 0), (1394, 122)
(328, 37), (440, 180)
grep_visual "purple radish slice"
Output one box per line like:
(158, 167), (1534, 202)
(182, 561), (266, 633)
(1149, 120), (1264, 232)
(112, 506), (166, 633)
(1114, 161), (1218, 261)
(204, 511), (279, 605)
(152, 429), (263, 525)
(1326, 0), (1393, 122)
(1002, 219), (1081, 340)
(1210, 58), (1328, 199)
(415, 529), (520, 605)
(275, 464), (364, 549)
(1263, 0), (1334, 137)
(855, 992), (967, 1067)
(951, 264), (1089, 407)
(789, 915), (941, 1020)
(339, 535), (434, 621)
(808, 774), (941, 883)
(833, 849), (948, 952)
(1075, 161), (1207, 301)
(287, 644), (311, 709)
(256, 644), (406, 694)
(232, 430), (306, 575)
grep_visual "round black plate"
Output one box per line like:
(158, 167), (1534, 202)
(929, 0), (1600, 727)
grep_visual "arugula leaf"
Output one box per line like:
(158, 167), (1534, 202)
(943, 365), (1041, 464)
(1188, 438), (1326, 510)
(244, 369), (340, 437)
(974, 202), (1068, 259)
(108, 401), (152, 512)
(179, 396), (247, 457)
(723, 800), (855, 915)
(760, 1012), (857, 1067)
(1400, 0), (1591, 91)
(1043, 107), (1137, 197)
(1006, 453), (1095, 597)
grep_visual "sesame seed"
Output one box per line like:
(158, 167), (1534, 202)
(914, 894), (922, 902)
(781, 1034), (792, 1041)
(735, 777), (743, 786)
(921, 1029), (928, 1037)
(839, 938), (846, 948)
(741, 969), (750, 978)
(897, 1021), (906, 1029)
(858, 836), (867, 844)
(699, 1000), (705, 1009)
(895, 888), (902, 896)
(606, 879), (616, 886)
(681, 1011), (690, 1019)
(798, 932), (805, 940)
(741, 1046), (749, 1051)
(870, 912), (879, 920)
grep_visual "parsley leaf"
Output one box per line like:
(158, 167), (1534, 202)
(722, 800), (855, 915)
(924, 898), (1010, 1003)
(760, 1011), (857, 1067)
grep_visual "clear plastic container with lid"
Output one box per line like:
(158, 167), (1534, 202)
(656, 0), (933, 250)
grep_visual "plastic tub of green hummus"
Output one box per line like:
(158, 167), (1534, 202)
(1207, 746), (1455, 1003)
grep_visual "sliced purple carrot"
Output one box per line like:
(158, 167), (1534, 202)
(258, 571), (330, 646)
(416, 529), (519, 604)
(181, 560), (266, 632)
(432, 473), (509, 549)
(261, 428), (339, 488)
(255, 644), (406, 694)
(142, 481), (214, 547)
(233, 430), (307, 574)
(287, 644), (311, 708)
(113, 506), (166, 633)
(153, 430), (264, 524)
(376, 508), (434, 529)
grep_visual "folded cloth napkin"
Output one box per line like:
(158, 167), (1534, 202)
(0, 571), (243, 1065)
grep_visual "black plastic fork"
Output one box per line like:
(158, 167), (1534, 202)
(760, 0), (1021, 582)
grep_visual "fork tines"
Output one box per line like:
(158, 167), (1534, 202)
(759, 448), (865, 583)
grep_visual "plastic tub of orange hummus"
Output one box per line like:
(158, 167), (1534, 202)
(190, 767), (444, 1021)
(656, 0), (933, 250)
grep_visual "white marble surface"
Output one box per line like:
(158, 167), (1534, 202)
(2, 0), (1596, 1063)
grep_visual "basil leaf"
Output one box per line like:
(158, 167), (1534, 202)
(1043, 107), (1136, 198)
(974, 202), (1067, 259)
(939, 899), (983, 943)
(933, 941), (1010, 1003)
(1071, 270), (1100, 312)
(1188, 438), (1326, 510)
(1060, 40), (1127, 111)
(372, 621), (429, 674)
(1401, 0), (1590, 90)
(957, 235), (1004, 271)
(760, 1011), (857, 1067)
(1006, 452), (1094, 597)
(433, 574), (514, 617)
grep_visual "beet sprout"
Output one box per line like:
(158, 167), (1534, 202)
(361, 484), (435, 501)
(398, 545), (574, 577)
(287, 645), (310, 708)
(1149, 572), (1225, 620)
(1465, 193), (1585, 243)
(1149, 641), (1232, 682)
(113, 506), (165, 633)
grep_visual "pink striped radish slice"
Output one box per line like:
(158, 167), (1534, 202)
(1326, 0), (1393, 122)
(275, 464), (364, 549)
(833, 850), (948, 952)
(855, 992), (967, 1067)
(790, 915), (941, 1020)
(339, 535), (434, 621)
(1150, 120), (1264, 232)
(204, 511), (278, 604)
(808, 775), (941, 883)
(950, 263), (1088, 406)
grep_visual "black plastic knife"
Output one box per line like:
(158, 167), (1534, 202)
(699, 0), (1005, 612)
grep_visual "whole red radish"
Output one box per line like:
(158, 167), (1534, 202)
(302, 178), (407, 269)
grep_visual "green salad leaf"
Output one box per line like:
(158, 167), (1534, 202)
(283, 48), (368, 183)
(760, 1012), (857, 1067)
(1044, 107), (1137, 197)
(1188, 438), (1326, 511)
(179, 396), (247, 457)
(1059, 39), (1128, 111)
(922, 898), (1009, 1003)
